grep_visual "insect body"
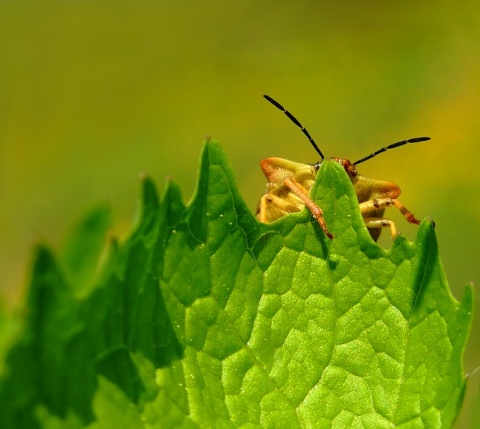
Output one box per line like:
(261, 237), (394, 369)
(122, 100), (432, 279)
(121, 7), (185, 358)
(257, 94), (430, 241)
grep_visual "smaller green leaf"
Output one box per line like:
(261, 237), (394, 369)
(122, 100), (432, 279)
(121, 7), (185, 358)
(60, 205), (112, 294)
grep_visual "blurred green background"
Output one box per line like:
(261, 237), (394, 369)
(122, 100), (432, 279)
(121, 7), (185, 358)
(1, 1), (479, 426)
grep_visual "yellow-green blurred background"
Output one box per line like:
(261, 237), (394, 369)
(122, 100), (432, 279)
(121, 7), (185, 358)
(1, 1), (479, 426)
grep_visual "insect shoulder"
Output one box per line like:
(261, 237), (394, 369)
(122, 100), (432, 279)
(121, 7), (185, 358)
(260, 157), (317, 187)
(353, 174), (401, 202)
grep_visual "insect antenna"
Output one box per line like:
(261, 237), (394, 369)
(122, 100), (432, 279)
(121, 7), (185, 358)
(264, 94), (325, 160)
(354, 136), (430, 166)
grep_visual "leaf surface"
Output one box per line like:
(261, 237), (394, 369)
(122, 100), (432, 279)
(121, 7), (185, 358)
(0, 140), (472, 428)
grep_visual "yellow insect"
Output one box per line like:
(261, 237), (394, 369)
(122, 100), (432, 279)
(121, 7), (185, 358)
(257, 94), (430, 241)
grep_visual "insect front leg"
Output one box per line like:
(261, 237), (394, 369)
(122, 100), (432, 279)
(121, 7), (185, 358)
(284, 177), (334, 240)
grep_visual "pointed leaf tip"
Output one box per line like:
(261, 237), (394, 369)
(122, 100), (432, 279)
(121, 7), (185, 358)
(140, 175), (159, 209)
(31, 243), (58, 279)
(133, 175), (159, 228)
(310, 159), (372, 245)
(61, 205), (112, 290)
(188, 138), (242, 242)
(26, 243), (68, 318)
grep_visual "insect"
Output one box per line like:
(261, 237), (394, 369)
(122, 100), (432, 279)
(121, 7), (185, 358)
(256, 94), (430, 241)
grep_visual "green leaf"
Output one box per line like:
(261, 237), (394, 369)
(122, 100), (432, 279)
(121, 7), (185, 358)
(60, 204), (112, 295)
(0, 140), (472, 428)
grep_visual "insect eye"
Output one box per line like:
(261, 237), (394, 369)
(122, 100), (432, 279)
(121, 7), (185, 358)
(313, 161), (321, 171)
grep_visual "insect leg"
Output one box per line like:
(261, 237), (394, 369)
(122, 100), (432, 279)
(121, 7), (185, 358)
(257, 193), (302, 223)
(358, 198), (421, 225)
(363, 217), (398, 239)
(257, 194), (268, 223)
(284, 177), (334, 239)
(391, 199), (421, 225)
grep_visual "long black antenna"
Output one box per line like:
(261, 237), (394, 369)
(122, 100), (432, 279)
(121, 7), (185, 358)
(264, 94), (325, 160)
(354, 136), (430, 166)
